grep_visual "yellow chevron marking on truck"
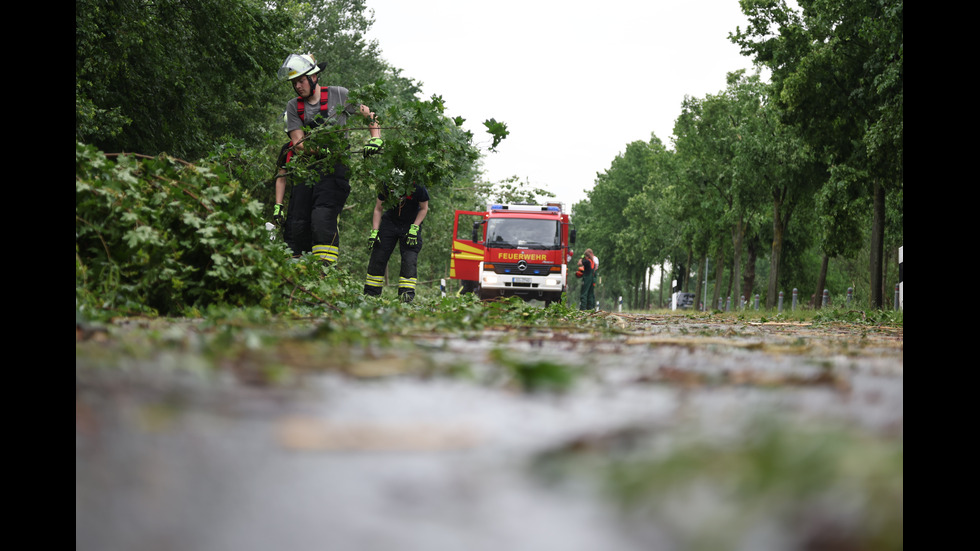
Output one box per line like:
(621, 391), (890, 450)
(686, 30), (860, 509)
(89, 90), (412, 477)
(453, 240), (484, 255)
(453, 252), (484, 261)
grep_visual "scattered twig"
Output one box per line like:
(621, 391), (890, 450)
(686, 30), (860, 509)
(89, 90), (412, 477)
(281, 277), (341, 313)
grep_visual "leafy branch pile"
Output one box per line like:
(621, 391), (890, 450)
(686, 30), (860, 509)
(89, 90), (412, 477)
(74, 138), (579, 328)
(76, 142), (301, 318)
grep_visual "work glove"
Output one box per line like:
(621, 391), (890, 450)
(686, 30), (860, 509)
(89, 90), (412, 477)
(367, 229), (380, 248)
(363, 137), (384, 158)
(272, 203), (285, 226)
(405, 224), (420, 246)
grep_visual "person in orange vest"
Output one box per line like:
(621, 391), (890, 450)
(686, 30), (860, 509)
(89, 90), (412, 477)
(586, 250), (598, 309)
(576, 249), (597, 310)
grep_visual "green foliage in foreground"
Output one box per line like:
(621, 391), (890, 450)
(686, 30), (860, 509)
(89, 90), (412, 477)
(76, 142), (392, 320)
(76, 291), (610, 393)
(77, 142), (289, 318)
(75, 142), (539, 323)
(671, 307), (903, 328)
(534, 416), (902, 551)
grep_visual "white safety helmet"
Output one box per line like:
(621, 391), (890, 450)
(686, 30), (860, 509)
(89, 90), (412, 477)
(277, 53), (321, 81)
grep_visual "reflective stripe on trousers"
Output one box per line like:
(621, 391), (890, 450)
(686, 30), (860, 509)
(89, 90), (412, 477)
(313, 244), (340, 264)
(364, 274), (384, 291)
(398, 277), (417, 293)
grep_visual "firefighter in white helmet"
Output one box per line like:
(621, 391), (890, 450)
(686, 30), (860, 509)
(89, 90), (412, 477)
(275, 53), (383, 265)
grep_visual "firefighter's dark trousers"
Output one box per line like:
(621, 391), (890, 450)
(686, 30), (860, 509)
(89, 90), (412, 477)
(363, 221), (422, 301)
(579, 273), (596, 310)
(283, 161), (350, 264)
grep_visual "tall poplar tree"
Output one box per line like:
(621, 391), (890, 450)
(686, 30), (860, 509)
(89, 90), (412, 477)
(732, 0), (903, 307)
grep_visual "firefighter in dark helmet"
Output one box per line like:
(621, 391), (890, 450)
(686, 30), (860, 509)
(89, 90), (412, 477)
(363, 182), (430, 302)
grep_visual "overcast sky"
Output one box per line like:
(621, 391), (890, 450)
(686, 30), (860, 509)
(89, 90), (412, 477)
(365, 0), (763, 208)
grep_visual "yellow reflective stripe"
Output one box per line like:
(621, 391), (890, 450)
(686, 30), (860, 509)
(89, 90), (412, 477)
(453, 240), (484, 255)
(398, 277), (417, 289)
(452, 252), (484, 261)
(312, 244), (339, 261)
(364, 275), (384, 287)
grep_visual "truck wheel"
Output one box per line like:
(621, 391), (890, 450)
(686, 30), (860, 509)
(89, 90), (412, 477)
(543, 292), (562, 307)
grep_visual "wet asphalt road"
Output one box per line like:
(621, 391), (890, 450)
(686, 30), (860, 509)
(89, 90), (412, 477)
(76, 316), (903, 551)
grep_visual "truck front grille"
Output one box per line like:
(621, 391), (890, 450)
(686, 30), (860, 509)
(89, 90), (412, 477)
(490, 263), (554, 276)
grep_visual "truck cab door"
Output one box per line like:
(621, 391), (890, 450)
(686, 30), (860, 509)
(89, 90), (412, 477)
(451, 210), (486, 282)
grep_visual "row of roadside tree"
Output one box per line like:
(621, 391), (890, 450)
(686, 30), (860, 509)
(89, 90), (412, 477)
(571, 0), (902, 311)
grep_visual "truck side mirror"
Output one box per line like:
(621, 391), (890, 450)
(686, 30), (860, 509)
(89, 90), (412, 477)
(472, 221), (482, 243)
(569, 228), (576, 244)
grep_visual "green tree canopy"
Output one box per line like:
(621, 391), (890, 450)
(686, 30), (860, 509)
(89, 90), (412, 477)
(732, 0), (903, 306)
(76, 0), (294, 160)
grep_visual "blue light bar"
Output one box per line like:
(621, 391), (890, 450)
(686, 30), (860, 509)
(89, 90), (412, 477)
(489, 204), (562, 212)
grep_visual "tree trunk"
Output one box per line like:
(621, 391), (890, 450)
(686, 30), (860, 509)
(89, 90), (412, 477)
(713, 238), (725, 309)
(869, 179), (886, 309)
(742, 237), (758, 307)
(814, 254), (829, 310)
(693, 253), (705, 312)
(632, 269), (643, 309)
(640, 266), (650, 310)
(683, 248), (693, 292)
(726, 265), (734, 307)
(882, 246), (895, 308)
(637, 265), (643, 309)
(767, 187), (787, 309)
(640, 265), (647, 310)
(658, 261), (664, 309)
(731, 217), (744, 308)
(643, 266), (649, 310)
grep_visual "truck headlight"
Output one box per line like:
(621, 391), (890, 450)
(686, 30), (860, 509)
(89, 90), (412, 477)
(482, 273), (498, 284)
(545, 277), (561, 287)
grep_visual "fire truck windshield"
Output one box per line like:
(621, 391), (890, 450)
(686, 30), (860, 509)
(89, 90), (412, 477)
(485, 218), (560, 249)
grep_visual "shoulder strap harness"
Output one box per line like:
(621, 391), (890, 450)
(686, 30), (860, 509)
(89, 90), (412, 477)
(295, 90), (330, 129)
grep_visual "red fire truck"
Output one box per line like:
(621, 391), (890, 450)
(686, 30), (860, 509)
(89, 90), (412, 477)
(451, 203), (575, 305)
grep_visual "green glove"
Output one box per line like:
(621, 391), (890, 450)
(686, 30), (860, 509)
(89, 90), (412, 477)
(405, 224), (419, 246)
(363, 137), (384, 158)
(272, 203), (285, 226)
(368, 228), (380, 248)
